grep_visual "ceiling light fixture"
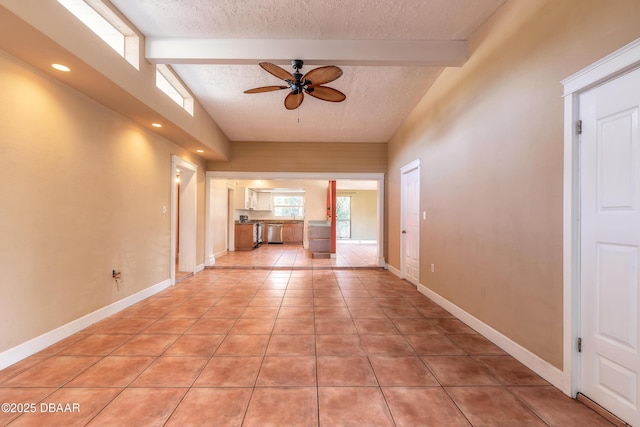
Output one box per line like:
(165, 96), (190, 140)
(196, 149), (204, 153)
(151, 123), (162, 128)
(52, 63), (71, 72)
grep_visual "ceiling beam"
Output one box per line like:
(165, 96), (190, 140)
(145, 38), (468, 67)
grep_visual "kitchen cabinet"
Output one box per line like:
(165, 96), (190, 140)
(256, 192), (272, 211)
(235, 223), (257, 250)
(236, 187), (257, 210)
(283, 222), (304, 244)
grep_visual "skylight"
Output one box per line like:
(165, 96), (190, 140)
(57, 0), (139, 69)
(156, 64), (195, 116)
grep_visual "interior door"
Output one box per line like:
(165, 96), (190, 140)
(580, 67), (640, 425)
(402, 162), (420, 286)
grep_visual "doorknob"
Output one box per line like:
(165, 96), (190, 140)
(402, 230), (406, 234)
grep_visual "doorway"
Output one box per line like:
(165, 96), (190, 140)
(205, 172), (386, 267)
(175, 171), (188, 281)
(563, 38), (640, 426)
(227, 187), (235, 251)
(171, 155), (197, 284)
(401, 159), (420, 286)
(579, 66), (640, 425)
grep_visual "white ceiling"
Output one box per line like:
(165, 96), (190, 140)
(109, 0), (506, 143)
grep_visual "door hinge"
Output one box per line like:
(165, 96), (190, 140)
(576, 120), (582, 135)
(577, 337), (582, 353)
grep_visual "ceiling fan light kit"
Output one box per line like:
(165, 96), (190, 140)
(244, 59), (346, 110)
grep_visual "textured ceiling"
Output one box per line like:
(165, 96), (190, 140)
(110, 0), (506, 143)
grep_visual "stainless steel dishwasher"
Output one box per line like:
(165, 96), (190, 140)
(268, 223), (284, 243)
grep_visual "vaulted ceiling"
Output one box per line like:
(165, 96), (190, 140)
(109, 0), (507, 143)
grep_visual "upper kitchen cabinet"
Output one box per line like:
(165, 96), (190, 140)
(236, 187), (257, 210)
(257, 192), (272, 211)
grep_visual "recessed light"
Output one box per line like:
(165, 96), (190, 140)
(196, 149), (204, 153)
(151, 123), (162, 128)
(52, 63), (71, 72)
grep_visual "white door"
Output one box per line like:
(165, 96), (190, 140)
(401, 161), (420, 286)
(580, 67), (640, 425)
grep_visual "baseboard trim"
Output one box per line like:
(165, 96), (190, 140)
(416, 283), (565, 392)
(195, 263), (205, 273)
(387, 264), (401, 277)
(0, 278), (172, 371)
(213, 250), (228, 262)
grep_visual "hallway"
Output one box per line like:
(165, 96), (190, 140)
(0, 267), (614, 426)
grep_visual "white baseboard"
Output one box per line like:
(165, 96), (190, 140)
(416, 283), (566, 392)
(205, 254), (215, 267)
(0, 278), (171, 371)
(212, 250), (228, 263)
(387, 264), (401, 277)
(386, 267), (566, 392)
(195, 263), (205, 273)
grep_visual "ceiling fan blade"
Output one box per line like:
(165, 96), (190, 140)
(284, 92), (304, 110)
(244, 85), (289, 94)
(306, 85), (346, 103)
(303, 65), (343, 85)
(259, 62), (294, 81)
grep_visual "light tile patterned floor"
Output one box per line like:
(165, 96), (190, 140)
(212, 241), (379, 269)
(0, 268), (616, 426)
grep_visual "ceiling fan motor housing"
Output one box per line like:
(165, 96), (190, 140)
(289, 60), (307, 94)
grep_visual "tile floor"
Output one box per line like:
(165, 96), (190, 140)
(212, 241), (380, 269)
(0, 268), (616, 426)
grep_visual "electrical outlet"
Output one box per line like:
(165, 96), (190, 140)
(430, 264), (435, 273)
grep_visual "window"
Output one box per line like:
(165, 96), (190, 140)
(273, 194), (305, 218)
(156, 65), (195, 116)
(57, 0), (139, 69)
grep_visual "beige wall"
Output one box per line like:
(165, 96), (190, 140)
(337, 190), (377, 240)
(0, 1), (230, 160)
(387, 0), (640, 369)
(0, 52), (206, 353)
(208, 141), (387, 173)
